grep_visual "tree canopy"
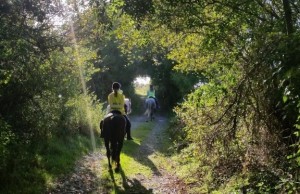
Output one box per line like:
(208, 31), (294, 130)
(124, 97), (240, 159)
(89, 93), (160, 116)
(0, 0), (299, 193)
(116, 0), (300, 192)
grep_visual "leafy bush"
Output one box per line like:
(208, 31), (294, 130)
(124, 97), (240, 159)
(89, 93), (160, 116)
(62, 93), (104, 136)
(0, 119), (14, 179)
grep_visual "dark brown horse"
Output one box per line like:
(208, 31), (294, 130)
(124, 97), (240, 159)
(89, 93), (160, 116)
(102, 112), (126, 172)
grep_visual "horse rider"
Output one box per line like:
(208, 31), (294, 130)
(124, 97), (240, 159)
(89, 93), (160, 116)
(147, 84), (159, 109)
(100, 82), (133, 140)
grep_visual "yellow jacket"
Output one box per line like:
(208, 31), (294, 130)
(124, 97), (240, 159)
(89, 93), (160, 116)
(108, 91), (125, 115)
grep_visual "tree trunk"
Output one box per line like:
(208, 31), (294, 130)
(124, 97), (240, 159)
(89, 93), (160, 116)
(282, 0), (294, 34)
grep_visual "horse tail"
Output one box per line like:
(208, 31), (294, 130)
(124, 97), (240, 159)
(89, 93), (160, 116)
(110, 115), (126, 162)
(144, 100), (151, 117)
(144, 108), (150, 117)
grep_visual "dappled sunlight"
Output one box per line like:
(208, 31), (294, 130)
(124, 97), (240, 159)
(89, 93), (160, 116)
(120, 153), (154, 177)
(2, 0), (297, 192)
(121, 138), (164, 177)
(70, 23), (96, 152)
(120, 124), (160, 177)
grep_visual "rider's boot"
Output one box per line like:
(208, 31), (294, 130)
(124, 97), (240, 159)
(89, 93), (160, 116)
(124, 115), (133, 140)
(126, 126), (133, 140)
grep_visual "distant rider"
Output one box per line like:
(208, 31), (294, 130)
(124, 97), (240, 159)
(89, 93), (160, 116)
(147, 84), (159, 108)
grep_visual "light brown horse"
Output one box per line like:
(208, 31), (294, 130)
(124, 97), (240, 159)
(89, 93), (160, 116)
(144, 97), (156, 121)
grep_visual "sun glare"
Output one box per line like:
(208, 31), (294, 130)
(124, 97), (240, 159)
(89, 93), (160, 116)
(134, 76), (151, 85)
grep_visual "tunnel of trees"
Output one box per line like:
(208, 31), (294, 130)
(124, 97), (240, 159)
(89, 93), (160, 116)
(0, 0), (299, 193)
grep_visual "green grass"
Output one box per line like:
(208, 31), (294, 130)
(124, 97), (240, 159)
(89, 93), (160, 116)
(1, 134), (97, 194)
(42, 135), (92, 173)
(121, 125), (154, 177)
(42, 135), (100, 192)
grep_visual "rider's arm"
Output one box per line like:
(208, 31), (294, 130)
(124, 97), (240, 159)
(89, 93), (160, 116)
(108, 94), (111, 106)
(108, 93), (115, 108)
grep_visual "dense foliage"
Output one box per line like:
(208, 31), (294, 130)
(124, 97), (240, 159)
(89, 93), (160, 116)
(0, 1), (102, 192)
(116, 0), (300, 192)
(1, 0), (299, 193)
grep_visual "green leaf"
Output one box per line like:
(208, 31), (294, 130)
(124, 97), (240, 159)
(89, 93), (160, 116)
(283, 95), (288, 103)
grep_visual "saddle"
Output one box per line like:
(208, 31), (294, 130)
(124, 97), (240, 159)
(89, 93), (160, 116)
(110, 110), (122, 115)
(100, 110), (123, 132)
(104, 110), (122, 119)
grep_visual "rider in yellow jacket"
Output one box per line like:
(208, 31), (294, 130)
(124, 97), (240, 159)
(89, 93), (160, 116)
(100, 82), (132, 140)
(108, 89), (126, 115)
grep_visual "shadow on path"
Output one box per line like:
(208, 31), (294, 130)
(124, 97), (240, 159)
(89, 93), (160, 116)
(122, 139), (162, 176)
(109, 166), (153, 193)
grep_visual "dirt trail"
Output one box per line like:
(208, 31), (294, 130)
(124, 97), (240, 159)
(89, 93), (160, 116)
(129, 115), (187, 194)
(49, 114), (187, 194)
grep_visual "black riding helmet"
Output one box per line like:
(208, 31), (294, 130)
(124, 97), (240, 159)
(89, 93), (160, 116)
(112, 82), (121, 90)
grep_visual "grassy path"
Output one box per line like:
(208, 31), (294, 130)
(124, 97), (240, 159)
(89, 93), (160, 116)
(49, 114), (187, 194)
(129, 115), (187, 193)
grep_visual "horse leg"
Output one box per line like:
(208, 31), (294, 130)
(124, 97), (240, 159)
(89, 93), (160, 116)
(150, 107), (153, 121)
(146, 111), (149, 122)
(115, 140), (124, 172)
(104, 139), (112, 168)
(148, 107), (152, 121)
(145, 100), (150, 122)
(151, 101), (156, 121)
(111, 140), (117, 164)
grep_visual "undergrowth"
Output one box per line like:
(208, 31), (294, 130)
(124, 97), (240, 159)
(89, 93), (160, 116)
(0, 134), (97, 194)
(168, 117), (300, 193)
